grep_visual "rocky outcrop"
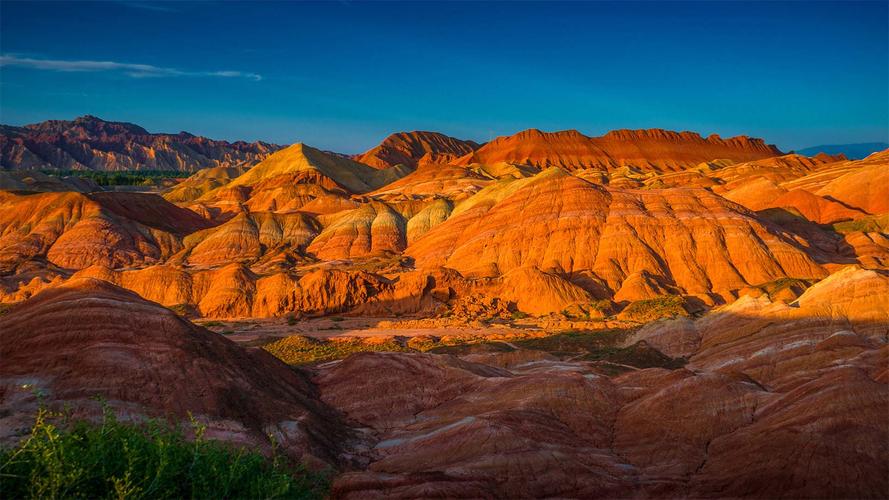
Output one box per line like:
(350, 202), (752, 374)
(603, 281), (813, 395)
(307, 203), (406, 260)
(182, 211), (320, 267)
(69, 264), (393, 319)
(815, 152), (889, 216)
(1, 115), (278, 172)
(495, 266), (594, 315)
(354, 131), (480, 169)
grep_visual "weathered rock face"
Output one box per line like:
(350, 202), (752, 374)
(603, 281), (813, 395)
(0, 115), (279, 172)
(0, 191), (210, 272)
(0, 278), (352, 464)
(407, 168), (826, 300)
(706, 152), (881, 225)
(312, 266), (888, 498)
(307, 203), (407, 260)
(685, 266), (889, 383)
(495, 266), (594, 315)
(319, 352), (634, 499)
(69, 263), (394, 319)
(369, 163), (493, 201)
(815, 153), (889, 216)
(182, 211), (320, 267)
(455, 128), (782, 172)
(354, 131), (480, 169)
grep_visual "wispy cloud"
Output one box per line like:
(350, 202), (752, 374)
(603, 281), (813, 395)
(0, 55), (262, 81)
(117, 1), (179, 13)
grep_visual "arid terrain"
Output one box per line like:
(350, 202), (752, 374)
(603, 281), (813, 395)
(1, 117), (887, 498)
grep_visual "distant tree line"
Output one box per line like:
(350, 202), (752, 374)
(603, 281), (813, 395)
(41, 169), (186, 187)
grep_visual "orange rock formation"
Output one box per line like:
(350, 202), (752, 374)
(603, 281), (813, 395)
(354, 131), (480, 168)
(455, 128), (782, 172)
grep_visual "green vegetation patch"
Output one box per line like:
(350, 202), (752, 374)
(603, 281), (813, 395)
(560, 299), (615, 320)
(426, 341), (516, 356)
(579, 342), (687, 370)
(198, 320), (225, 328)
(510, 329), (685, 371)
(511, 329), (630, 356)
(0, 407), (327, 499)
(619, 296), (688, 323)
(263, 335), (410, 365)
(260, 328), (686, 373)
(41, 169), (184, 187)
(167, 303), (196, 318)
(832, 214), (889, 234)
(755, 277), (815, 300)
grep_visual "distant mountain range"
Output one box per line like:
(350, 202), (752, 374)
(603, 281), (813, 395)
(795, 142), (889, 160)
(0, 115), (280, 172)
(14, 115), (875, 175)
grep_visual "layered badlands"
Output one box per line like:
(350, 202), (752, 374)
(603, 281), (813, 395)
(1, 125), (888, 498)
(1, 262), (886, 498)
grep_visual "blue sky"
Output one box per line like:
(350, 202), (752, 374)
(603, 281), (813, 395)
(1, 1), (886, 153)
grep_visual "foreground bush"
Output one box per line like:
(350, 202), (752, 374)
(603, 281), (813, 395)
(0, 408), (327, 499)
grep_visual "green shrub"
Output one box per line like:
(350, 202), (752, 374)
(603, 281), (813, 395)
(0, 407), (327, 499)
(167, 304), (193, 317)
(619, 296), (687, 322)
(512, 328), (630, 355)
(426, 341), (515, 356)
(755, 277), (814, 300)
(263, 335), (409, 365)
(40, 169), (184, 187)
(510, 310), (529, 320)
(510, 329), (685, 371)
(831, 214), (889, 234)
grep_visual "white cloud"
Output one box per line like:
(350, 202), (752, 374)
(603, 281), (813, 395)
(0, 55), (262, 81)
(117, 1), (179, 13)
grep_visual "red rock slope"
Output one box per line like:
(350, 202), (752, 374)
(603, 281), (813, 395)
(354, 131), (480, 169)
(0, 278), (352, 464)
(321, 266), (889, 498)
(0, 191), (212, 272)
(455, 128), (781, 171)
